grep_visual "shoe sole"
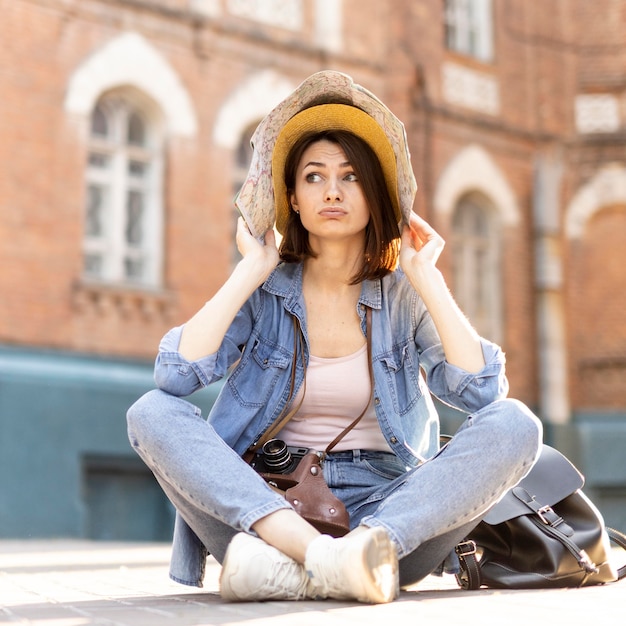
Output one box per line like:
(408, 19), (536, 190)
(219, 533), (247, 601)
(221, 533), (272, 601)
(355, 527), (399, 603)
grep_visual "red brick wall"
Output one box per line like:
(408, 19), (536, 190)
(1, 0), (625, 413)
(0, 1), (390, 360)
(567, 207), (626, 410)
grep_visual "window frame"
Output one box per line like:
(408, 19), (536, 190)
(83, 92), (164, 289)
(451, 192), (502, 343)
(444, 0), (494, 63)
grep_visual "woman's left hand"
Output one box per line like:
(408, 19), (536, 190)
(399, 211), (485, 372)
(399, 212), (445, 280)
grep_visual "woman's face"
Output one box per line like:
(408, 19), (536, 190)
(289, 139), (370, 242)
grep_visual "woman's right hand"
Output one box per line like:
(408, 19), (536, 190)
(235, 217), (280, 285)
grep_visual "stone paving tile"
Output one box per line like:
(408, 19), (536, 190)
(1, 540), (625, 625)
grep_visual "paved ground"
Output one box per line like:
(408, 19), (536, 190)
(1, 539), (625, 625)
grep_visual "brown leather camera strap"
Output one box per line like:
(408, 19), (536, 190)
(247, 315), (306, 455)
(247, 307), (373, 456)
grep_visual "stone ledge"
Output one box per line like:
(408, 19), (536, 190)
(72, 280), (176, 321)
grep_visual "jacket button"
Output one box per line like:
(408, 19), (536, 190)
(390, 436), (398, 444)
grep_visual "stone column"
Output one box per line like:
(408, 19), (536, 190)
(533, 151), (570, 426)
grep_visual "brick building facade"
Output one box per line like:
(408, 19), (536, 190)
(1, 0), (625, 539)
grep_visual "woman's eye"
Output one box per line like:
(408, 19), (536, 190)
(345, 172), (358, 182)
(305, 172), (322, 182)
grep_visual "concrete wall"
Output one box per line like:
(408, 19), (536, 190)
(0, 345), (219, 540)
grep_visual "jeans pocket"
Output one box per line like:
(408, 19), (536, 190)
(363, 454), (409, 480)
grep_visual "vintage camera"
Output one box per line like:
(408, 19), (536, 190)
(257, 439), (308, 474)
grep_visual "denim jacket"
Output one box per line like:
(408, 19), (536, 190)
(154, 261), (509, 586)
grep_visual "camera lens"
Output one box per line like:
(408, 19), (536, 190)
(262, 439), (294, 473)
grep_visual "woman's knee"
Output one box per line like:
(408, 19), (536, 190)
(127, 389), (161, 448)
(126, 389), (196, 447)
(477, 398), (543, 464)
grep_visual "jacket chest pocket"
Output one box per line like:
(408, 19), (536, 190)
(227, 337), (292, 408)
(380, 343), (421, 415)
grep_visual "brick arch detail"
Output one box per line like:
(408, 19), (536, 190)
(213, 70), (296, 149)
(565, 164), (626, 238)
(64, 32), (197, 136)
(433, 144), (520, 226)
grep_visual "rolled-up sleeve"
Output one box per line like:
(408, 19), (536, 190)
(153, 326), (219, 397)
(421, 338), (509, 413)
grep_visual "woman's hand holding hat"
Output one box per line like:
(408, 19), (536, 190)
(235, 217), (280, 286)
(399, 212), (445, 287)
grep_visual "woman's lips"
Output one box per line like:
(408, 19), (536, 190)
(319, 207), (347, 217)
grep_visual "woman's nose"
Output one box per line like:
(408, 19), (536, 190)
(324, 178), (343, 203)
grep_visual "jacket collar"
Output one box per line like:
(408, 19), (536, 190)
(263, 262), (382, 315)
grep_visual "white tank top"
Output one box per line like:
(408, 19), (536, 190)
(276, 343), (392, 452)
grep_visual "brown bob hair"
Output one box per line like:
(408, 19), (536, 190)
(278, 130), (401, 284)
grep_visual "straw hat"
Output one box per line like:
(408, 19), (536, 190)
(271, 103), (401, 235)
(235, 70), (417, 237)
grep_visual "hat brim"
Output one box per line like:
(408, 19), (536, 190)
(272, 104), (401, 235)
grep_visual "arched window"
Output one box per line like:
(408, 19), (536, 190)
(83, 93), (164, 288)
(451, 193), (502, 342)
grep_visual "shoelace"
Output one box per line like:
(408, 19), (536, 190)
(261, 559), (313, 600)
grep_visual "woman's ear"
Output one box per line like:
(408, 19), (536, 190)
(290, 192), (299, 213)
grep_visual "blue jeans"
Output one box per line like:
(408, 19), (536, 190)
(127, 390), (541, 587)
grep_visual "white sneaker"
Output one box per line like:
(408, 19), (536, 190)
(220, 532), (314, 601)
(305, 526), (399, 603)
